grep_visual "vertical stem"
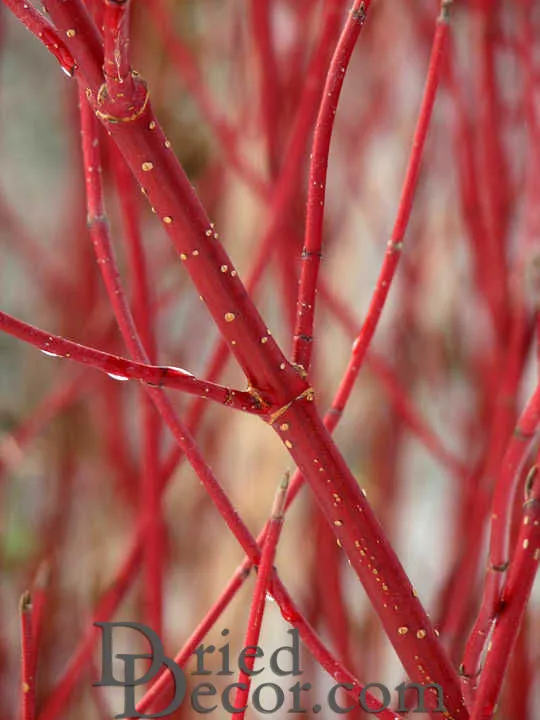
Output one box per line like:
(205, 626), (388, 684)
(249, 0), (281, 177)
(233, 474), (288, 718)
(19, 591), (35, 720)
(470, 466), (540, 720)
(103, 0), (132, 86)
(462, 380), (540, 686)
(342, 1), (451, 377)
(294, 0), (370, 371)
(110, 145), (164, 634)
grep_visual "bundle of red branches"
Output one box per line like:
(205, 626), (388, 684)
(0, 1), (538, 719)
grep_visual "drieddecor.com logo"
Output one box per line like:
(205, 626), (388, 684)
(94, 622), (447, 717)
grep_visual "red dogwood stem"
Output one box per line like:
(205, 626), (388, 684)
(19, 1), (467, 715)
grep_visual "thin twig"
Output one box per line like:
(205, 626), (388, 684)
(19, 591), (35, 720)
(294, 0), (371, 371)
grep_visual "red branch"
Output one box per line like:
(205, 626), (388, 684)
(19, 591), (35, 720)
(1, 0), (76, 76)
(470, 465), (540, 719)
(0, 309), (263, 414)
(6, 1), (468, 717)
(233, 475), (289, 718)
(294, 0), (371, 371)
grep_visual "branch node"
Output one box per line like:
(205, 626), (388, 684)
(524, 464), (538, 500)
(351, 2), (367, 24)
(267, 386), (315, 426)
(439, 0), (453, 22)
(458, 663), (481, 679)
(95, 73), (149, 123)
